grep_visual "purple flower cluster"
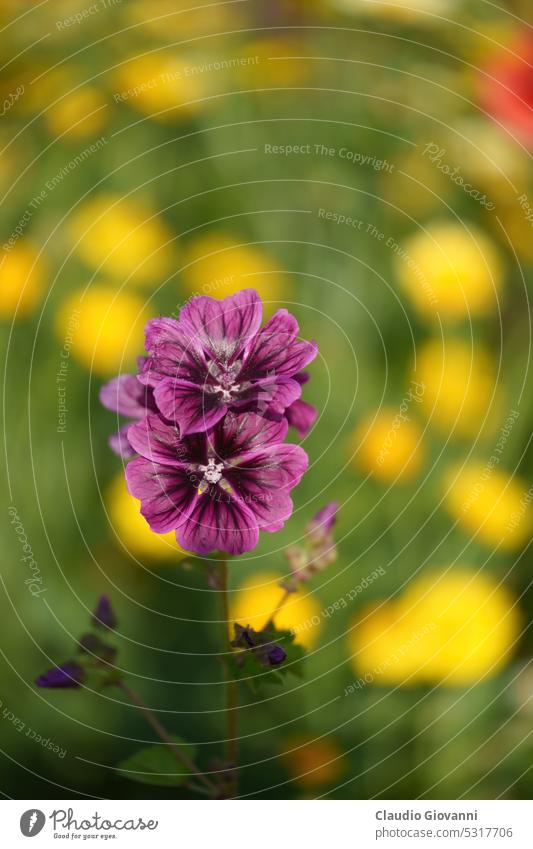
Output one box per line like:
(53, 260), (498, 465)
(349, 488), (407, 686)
(284, 501), (339, 586)
(231, 623), (287, 667)
(36, 596), (118, 689)
(101, 289), (317, 556)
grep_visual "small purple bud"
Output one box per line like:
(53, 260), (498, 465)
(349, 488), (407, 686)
(231, 624), (258, 649)
(307, 502), (338, 542)
(92, 596), (117, 630)
(267, 644), (287, 666)
(36, 661), (85, 689)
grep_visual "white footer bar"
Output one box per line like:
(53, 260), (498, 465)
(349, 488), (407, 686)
(3, 799), (531, 848)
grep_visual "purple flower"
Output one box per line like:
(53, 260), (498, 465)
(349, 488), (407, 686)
(231, 623), (287, 667)
(139, 289), (317, 436)
(285, 502), (339, 584)
(125, 411), (308, 555)
(285, 373), (317, 438)
(265, 644), (287, 666)
(92, 596), (117, 630)
(36, 661), (85, 689)
(231, 624), (257, 649)
(100, 359), (159, 459)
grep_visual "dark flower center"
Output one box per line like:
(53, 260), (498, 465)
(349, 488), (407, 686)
(207, 361), (245, 402)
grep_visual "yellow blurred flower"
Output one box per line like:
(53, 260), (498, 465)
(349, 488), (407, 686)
(414, 338), (497, 438)
(279, 735), (345, 789)
(55, 285), (148, 375)
(497, 201), (533, 264)
(69, 194), (174, 286)
(122, 0), (239, 40)
(0, 243), (46, 320)
(106, 473), (188, 561)
(348, 603), (431, 687)
(16, 68), (72, 115)
(348, 568), (521, 687)
(239, 38), (311, 88)
(110, 54), (207, 122)
(444, 463), (531, 551)
(396, 222), (503, 320)
(231, 571), (322, 649)
(183, 233), (286, 305)
(350, 406), (425, 483)
(399, 569), (521, 684)
(44, 85), (108, 140)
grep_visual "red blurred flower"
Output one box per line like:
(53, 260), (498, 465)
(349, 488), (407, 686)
(480, 34), (533, 145)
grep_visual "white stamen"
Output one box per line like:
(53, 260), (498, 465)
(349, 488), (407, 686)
(198, 457), (224, 485)
(213, 383), (242, 402)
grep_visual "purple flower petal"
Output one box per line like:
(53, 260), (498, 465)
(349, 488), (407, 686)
(140, 318), (208, 387)
(92, 595), (117, 630)
(234, 443), (309, 490)
(128, 414), (193, 467)
(179, 288), (262, 363)
(36, 661), (85, 689)
(125, 457), (197, 534)
(238, 487), (294, 533)
(175, 488), (259, 555)
(295, 371), (310, 386)
(213, 411), (288, 459)
(241, 309), (318, 380)
(154, 378), (228, 437)
(309, 501), (338, 534)
(285, 399), (317, 438)
(100, 374), (155, 418)
(225, 444), (307, 530)
(235, 376), (302, 418)
(108, 424), (136, 459)
(266, 644), (287, 666)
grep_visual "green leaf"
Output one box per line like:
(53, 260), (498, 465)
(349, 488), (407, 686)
(271, 628), (306, 676)
(117, 736), (197, 786)
(231, 650), (264, 694)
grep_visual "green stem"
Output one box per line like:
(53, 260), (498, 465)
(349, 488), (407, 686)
(117, 680), (217, 795)
(217, 556), (238, 767)
(265, 587), (292, 629)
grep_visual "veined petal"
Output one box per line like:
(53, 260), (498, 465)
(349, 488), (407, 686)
(285, 399), (318, 438)
(228, 478), (296, 533)
(212, 411), (288, 461)
(230, 376), (301, 422)
(100, 374), (153, 418)
(125, 457), (196, 534)
(127, 415), (192, 466)
(140, 318), (207, 386)
(180, 288), (262, 363)
(250, 375), (302, 415)
(242, 309), (318, 379)
(176, 488), (259, 555)
(229, 443), (309, 493)
(154, 378), (227, 436)
(109, 424), (136, 459)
